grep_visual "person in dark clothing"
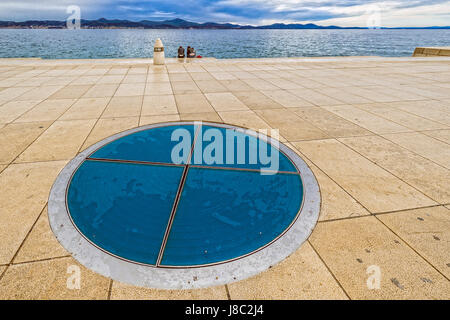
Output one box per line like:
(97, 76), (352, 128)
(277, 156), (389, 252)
(187, 47), (196, 58)
(178, 46), (185, 58)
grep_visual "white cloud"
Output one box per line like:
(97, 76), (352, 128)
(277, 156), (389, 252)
(0, 0), (449, 26)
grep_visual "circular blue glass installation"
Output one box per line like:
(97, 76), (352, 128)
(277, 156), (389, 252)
(66, 123), (304, 268)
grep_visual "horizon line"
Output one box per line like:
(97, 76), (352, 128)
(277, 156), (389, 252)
(1, 17), (450, 29)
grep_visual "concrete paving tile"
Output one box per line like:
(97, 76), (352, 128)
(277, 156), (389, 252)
(184, 66), (206, 73)
(82, 83), (118, 98)
(0, 87), (36, 103)
(147, 65), (167, 74)
(128, 67), (148, 74)
(265, 78), (302, 90)
(17, 86), (64, 101)
(141, 95), (177, 116)
(0, 122), (51, 165)
(13, 206), (69, 264)
(218, 110), (271, 132)
(228, 242), (348, 300)
(0, 161), (67, 264)
(17, 76), (55, 87)
(70, 75), (102, 86)
(139, 114), (180, 126)
(218, 80), (255, 92)
(146, 73), (170, 82)
(102, 96), (142, 118)
(285, 142), (370, 221)
(378, 206), (450, 279)
(211, 72), (237, 81)
(166, 65), (187, 73)
(14, 99), (76, 123)
(189, 72), (214, 81)
(293, 139), (436, 213)
(44, 77), (77, 87)
(379, 85), (431, 101)
(110, 282), (228, 300)
(422, 129), (450, 144)
(292, 107), (372, 138)
(318, 87), (372, 104)
(179, 112), (222, 122)
(261, 90), (314, 108)
(357, 103), (448, 131)
(171, 81), (201, 95)
(351, 86), (421, 102)
(288, 88), (344, 106)
(324, 105), (412, 134)
(390, 100), (450, 126)
(122, 74), (147, 84)
(83, 68), (109, 76)
(306, 164), (370, 221)
(289, 77), (327, 89)
(16, 119), (96, 162)
(0, 257), (110, 299)
(310, 216), (450, 299)
(0, 77), (23, 87)
(97, 75), (124, 84)
(81, 117), (139, 150)
(114, 83), (145, 97)
(145, 82), (173, 95)
(205, 93), (249, 112)
(251, 71), (277, 79)
(60, 97), (110, 120)
(382, 132), (450, 170)
(107, 68), (128, 75)
(230, 71), (258, 80)
(255, 109), (329, 141)
(175, 94), (215, 113)
(242, 79), (280, 91)
(195, 80), (227, 93)
(169, 73), (192, 82)
(0, 100), (42, 124)
(232, 91), (283, 110)
(404, 84), (450, 100)
(340, 135), (450, 204)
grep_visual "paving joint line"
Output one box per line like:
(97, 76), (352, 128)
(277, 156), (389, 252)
(10, 255), (72, 266)
(76, 67), (129, 154)
(0, 205), (48, 283)
(307, 239), (351, 300)
(289, 141), (375, 216)
(373, 215), (450, 282)
(337, 138), (444, 205)
(155, 124), (200, 266)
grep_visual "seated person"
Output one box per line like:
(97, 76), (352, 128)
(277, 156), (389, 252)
(178, 46), (185, 58)
(187, 47), (196, 58)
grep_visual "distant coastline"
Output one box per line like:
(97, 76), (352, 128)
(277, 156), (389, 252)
(1, 18), (449, 30)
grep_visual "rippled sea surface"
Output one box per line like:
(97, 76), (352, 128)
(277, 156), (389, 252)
(0, 29), (449, 59)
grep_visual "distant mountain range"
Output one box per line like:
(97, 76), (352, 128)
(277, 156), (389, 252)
(0, 18), (449, 29)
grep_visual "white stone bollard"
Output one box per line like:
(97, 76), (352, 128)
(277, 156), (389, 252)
(153, 38), (165, 65)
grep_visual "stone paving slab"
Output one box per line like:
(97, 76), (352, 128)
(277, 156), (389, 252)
(0, 257), (110, 300)
(377, 207), (450, 279)
(0, 56), (449, 299)
(309, 216), (450, 299)
(227, 242), (348, 300)
(110, 282), (229, 300)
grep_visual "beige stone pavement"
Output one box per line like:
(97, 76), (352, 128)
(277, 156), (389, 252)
(0, 56), (449, 300)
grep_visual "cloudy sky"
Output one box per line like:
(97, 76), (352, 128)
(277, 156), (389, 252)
(1, 0), (449, 27)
